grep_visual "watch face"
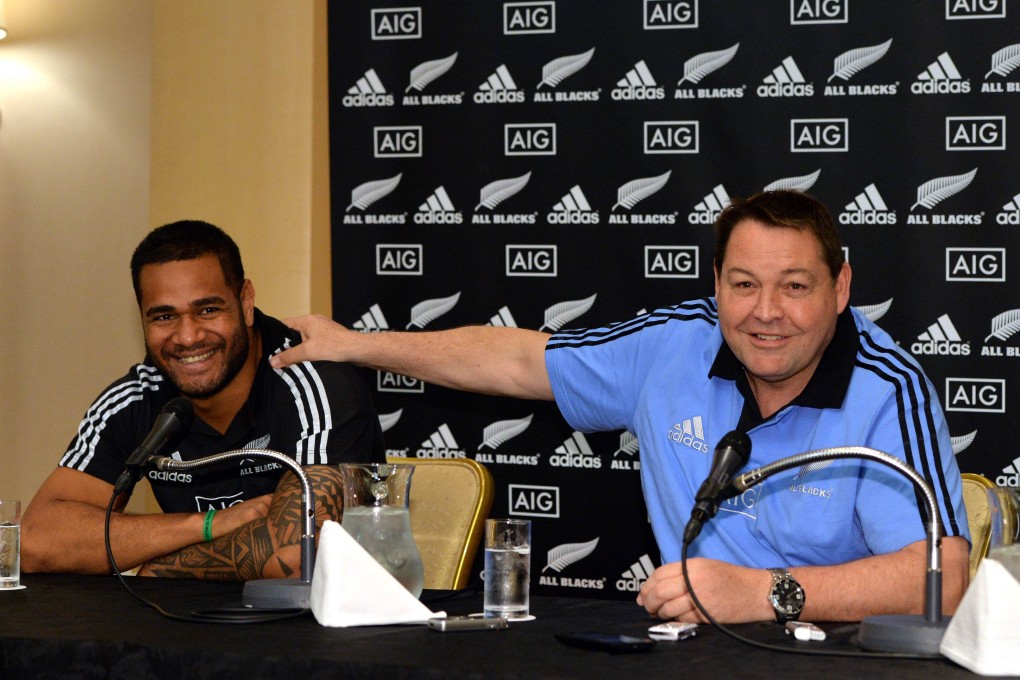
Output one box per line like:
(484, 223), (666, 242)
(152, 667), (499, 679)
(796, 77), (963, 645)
(771, 579), (805, 614)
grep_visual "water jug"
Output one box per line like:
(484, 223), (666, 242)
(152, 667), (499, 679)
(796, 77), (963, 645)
(339, 463), (424, 598)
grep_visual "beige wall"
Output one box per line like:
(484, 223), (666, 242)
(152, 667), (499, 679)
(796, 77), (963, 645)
(0, 0), (330, 510)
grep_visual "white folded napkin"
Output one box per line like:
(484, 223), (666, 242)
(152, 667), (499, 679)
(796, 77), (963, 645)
(939, 552), (1020, 675)
(310, 520), (445, 627)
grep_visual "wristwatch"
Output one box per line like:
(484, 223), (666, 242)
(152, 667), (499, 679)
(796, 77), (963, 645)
(767, 568), (805, 623)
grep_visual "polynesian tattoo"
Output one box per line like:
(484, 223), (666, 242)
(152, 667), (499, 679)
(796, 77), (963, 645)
(141, 465), (344, 580)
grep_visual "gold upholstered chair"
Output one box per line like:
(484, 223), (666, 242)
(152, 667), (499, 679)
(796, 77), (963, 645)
(960, 472), (996, 580)
(386, 456), (494, 590)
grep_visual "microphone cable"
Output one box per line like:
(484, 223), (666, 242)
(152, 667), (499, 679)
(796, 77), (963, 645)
(679, 542), (944, 661)
(104, 491), (308, 624)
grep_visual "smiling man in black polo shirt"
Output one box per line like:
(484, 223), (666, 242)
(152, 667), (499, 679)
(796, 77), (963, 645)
(21, 220), (383, 580)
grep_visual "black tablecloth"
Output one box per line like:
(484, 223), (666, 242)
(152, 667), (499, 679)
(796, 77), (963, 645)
(0, 574), (978, 679)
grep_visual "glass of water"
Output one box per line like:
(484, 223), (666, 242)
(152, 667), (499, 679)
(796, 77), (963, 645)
(0, 499), (21, 590)
(484, 518), (531, 620)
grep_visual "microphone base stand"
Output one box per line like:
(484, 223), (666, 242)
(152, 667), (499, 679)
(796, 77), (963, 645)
(242, 535), (316, 609)
(858, 614), (949, 657)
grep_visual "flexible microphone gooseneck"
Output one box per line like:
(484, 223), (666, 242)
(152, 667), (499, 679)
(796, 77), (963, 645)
(683, 430), (752, 545)
(113, 398), (195, 495)
(683, 443), (948, 658)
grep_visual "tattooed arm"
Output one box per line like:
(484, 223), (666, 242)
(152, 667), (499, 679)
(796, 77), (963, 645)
(137, 465), (344, 580)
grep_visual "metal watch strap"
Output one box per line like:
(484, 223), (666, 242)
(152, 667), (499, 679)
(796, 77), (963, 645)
(768, 568), (804, 623)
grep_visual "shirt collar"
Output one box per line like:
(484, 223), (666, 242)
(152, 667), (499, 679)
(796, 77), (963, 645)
(708, 307), (859, 414)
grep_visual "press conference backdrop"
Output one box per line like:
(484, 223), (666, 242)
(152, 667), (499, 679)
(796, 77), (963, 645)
(328, 1), (1019, 600)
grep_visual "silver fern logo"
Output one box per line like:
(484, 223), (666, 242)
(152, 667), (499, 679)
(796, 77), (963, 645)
(406, 292), (461, 329)
(478, 415), (533, 450)
(611, 432), (640, 471)
(951, 430), (977, 455)
(347, 173), (401, 212)
(856, 299), (892, 323)
(613, 171), (671, 210)
(543, 538), (599, 573)
(985, 310), (1020, 343)
(824, 39), (898, 97)
(402, 53), (464, 105)
(472, 172), (538, 225)
(982, 43), (1020, 93)
(763, 168), (820, 193)
(674, 44), (745, 100)
(378, 409), (403, 433)
(910, 168), (978, 210)
(539, 294), (597, 332)
(534, 48), (601, 103)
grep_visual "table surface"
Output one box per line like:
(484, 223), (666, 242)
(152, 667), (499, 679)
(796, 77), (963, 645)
(0, 574), (982, 679)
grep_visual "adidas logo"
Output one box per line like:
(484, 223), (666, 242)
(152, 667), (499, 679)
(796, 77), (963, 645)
(550, 432), (602, 469)
(414, 186), (463, 225)
(996, 191), (1020, 225)
(342, 68), (394, 107)
(668, 416), (709, 453)
(839, 183), (897, 225)
(997, 457), (1020, 487)
(486, 306), (519, 327)
(616, 554), (657, 591)
(758, 56), (814, 96)
(912, 52), (971, 93)
(911, 314), (970, 356)
(612, 60), (665, 100)
(547, 185), (600, 225)
(688, 184), (730, 224)
(417, 423), (466, 458)
(352, 304), (390, 332)
(474, 64), (525, 104)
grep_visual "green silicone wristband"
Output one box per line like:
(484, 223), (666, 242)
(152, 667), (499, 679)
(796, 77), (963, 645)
(203, 507), (217, 542)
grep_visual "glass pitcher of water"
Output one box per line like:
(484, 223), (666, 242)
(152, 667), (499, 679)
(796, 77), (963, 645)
(339, 463), (424, 598)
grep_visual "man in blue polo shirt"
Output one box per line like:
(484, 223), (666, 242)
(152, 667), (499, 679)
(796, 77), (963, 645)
(270, 190), (969, 624)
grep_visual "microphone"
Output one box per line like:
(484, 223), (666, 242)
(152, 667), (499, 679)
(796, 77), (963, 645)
(113, 397), (194, 494)
(683, 430), (752, 545)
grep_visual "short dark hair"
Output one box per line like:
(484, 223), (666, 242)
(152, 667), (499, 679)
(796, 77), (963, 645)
(130, 220), (245, 305)
(713, 190), (844, 280)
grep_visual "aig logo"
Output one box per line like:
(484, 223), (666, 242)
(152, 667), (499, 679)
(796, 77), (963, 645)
(371, 7), (422, 40)
(644, 121), (699, 154)
(506, 245), (558, 277)
(643, 0), (698, 29)
(509, 484), (560, 518)
(504, 2), (555, 34)
(791, 0), (849, 24)
(946, 116), (1006, 150)
(645, 246), (699, 278)
(376, 244), (423, 275)
(377, 371), (425, 394)
(946, 247), (1005, 282)
(945, 378), (1006, 413)
(946, 0), (1006, 19)
(505, 123), (556, 155)
(791, 119), (849, 152)
(374, 126), (422, 158)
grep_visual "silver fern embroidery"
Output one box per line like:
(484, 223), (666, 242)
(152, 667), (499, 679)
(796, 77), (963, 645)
(538, 48), (595, 88)
(613, 171), (671, 210)
(828, 39), (893, 82)
(476, 172), (531, 210)
(911, 168), (977, 210)
(406, 292), (461, 329)
(764, 169), (820, 193)
(986, 43), (1020, 78)
(347, 174), (402, 212)
(856, 298), (893, 322)
(406, 52), (458, 93)
(950, 430), (977, 455)
(543, 538), (600, 573)
(678, 43), (740, 85)
(540, 294), (597, 332)
(478, 415), (533, 450)
(378, 409), (403, 433)
(985, 309), (1020, 342)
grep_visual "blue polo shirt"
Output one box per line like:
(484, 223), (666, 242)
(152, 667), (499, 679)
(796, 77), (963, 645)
(545, 298), (969, 567)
